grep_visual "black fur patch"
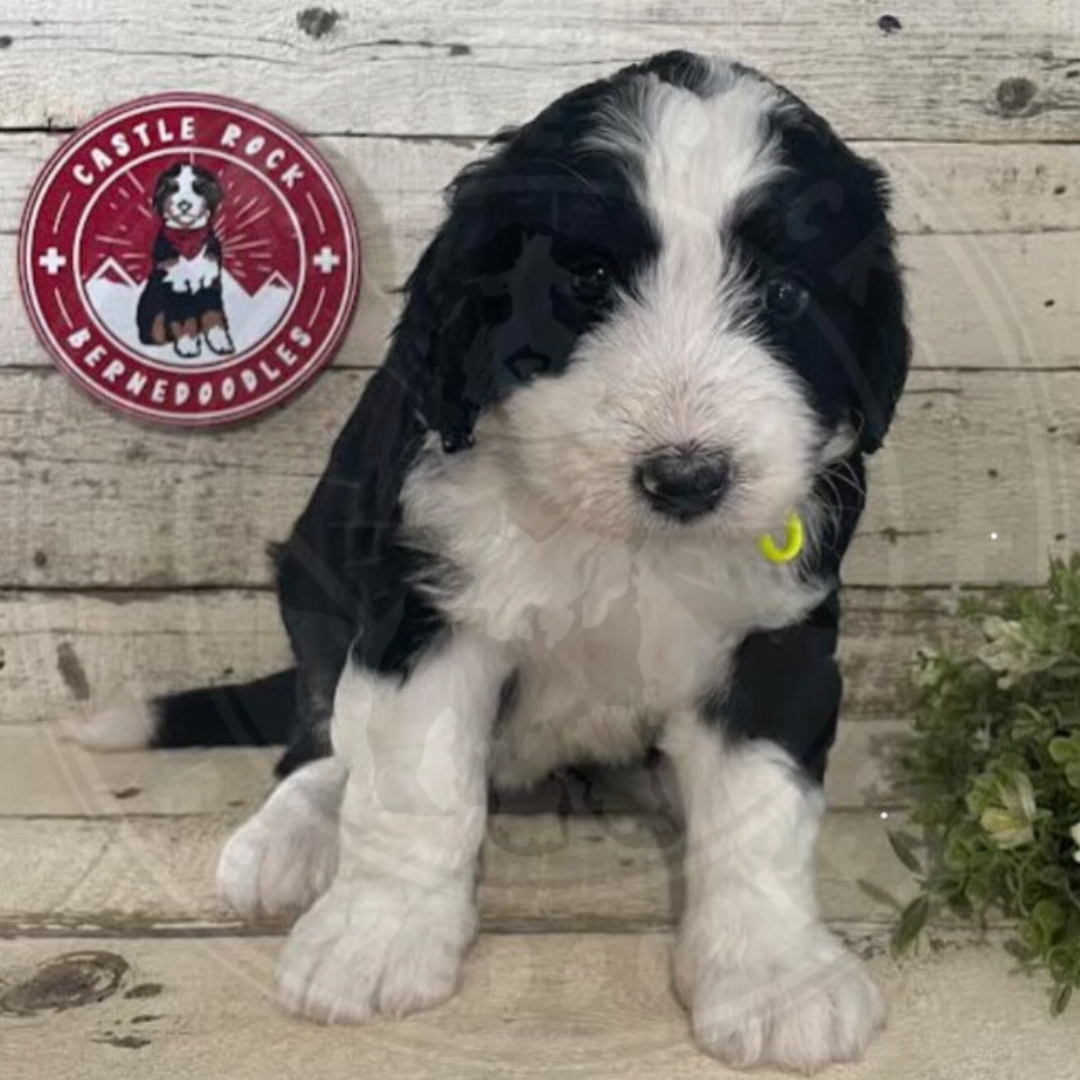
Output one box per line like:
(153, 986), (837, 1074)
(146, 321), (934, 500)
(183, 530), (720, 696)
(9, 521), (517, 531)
(727, 98), (909, 454)
(703, 592), (843, 784)
(410, 103), (661, 449)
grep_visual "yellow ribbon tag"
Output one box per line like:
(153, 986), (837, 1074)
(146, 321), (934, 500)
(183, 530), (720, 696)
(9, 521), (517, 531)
(758, 512), (805, 564)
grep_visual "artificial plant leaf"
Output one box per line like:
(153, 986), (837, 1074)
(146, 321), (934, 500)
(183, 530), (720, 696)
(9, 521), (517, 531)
(893, 894), (930, 954)
(887, 830), (924, 875)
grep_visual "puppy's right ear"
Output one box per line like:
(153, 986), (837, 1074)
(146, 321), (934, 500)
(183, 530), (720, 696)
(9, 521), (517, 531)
(385, 222), (500, 455)
(151, 167), (178, 216)
(384, 145), (521, 454)
(381, 236), (468, 454)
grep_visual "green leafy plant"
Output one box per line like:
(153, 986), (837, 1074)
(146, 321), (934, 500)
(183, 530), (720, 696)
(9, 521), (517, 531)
(892, 555), (1080, 1014)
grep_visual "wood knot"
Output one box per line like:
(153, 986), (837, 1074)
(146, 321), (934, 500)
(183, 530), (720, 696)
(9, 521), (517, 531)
(296, 7), (341, 39)
(56, 641), (91, 701)
(0, 952), (129, 1016)
(995, 77), (1037, 116)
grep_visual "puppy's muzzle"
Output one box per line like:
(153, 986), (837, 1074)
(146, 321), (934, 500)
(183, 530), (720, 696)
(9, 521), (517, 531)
(635, 446), (731, 522)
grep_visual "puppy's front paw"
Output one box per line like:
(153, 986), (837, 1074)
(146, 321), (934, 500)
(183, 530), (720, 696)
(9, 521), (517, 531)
(277, 880), (476, 1024)
(676, 931), (884, 1073)
(217, 810), (338, 919)
(173, 334), (201, 359)
(205, 325), (235, 355)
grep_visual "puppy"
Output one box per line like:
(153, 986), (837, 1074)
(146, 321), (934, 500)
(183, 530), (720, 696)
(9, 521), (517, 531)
(82, 53), (909, 1071)
(136, 162), (234, 359)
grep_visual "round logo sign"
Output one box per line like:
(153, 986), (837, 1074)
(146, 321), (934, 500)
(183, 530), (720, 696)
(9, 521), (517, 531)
(19, 94), (360, 425)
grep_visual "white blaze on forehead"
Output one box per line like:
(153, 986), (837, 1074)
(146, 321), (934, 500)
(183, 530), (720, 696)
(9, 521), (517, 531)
(592, 64), (787, 249)
(639, 77), (785, 242)
(175, 164), (198, 198)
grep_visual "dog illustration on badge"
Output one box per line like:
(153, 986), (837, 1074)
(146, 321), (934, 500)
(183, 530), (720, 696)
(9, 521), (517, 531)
(136, 163), (234, 359)
(20, 93), (359, 425)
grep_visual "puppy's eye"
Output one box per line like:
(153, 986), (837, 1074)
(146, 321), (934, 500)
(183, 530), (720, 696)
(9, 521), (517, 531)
(764, 276), (811, 321)
(571, 262), (614, 305)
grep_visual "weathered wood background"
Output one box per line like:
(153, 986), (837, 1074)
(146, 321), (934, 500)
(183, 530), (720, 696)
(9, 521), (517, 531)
(1, 1), (1079, 726)
(2, 8), (1080, 1075)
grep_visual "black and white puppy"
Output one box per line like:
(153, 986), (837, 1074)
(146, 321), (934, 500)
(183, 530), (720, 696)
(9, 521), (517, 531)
(82, 53), (908, 1071)
(136, 163), (235, 359)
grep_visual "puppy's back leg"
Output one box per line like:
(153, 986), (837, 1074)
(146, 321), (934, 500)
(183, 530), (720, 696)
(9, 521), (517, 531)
(217, 755), (346, 919)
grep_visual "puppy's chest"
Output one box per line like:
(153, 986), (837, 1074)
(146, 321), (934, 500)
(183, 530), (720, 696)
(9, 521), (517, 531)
(431, 513), (815, 773)
(470, 540), (737, 703)
(163, 249), (219, 292)
(405, 459), (821, 777)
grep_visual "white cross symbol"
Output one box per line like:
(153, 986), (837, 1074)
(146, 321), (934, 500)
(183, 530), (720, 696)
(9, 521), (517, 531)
(38, 247), (68, 275)
(312, 246), (340, 274)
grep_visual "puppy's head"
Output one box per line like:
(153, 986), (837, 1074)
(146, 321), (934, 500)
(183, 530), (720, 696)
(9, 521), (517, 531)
(399, 52), (909, 538)
(152, 163), (223, 229)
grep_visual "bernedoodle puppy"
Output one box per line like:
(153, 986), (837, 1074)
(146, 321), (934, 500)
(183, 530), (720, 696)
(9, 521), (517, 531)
(136, 162), (234, 359)
(80, 53), (909, 1071)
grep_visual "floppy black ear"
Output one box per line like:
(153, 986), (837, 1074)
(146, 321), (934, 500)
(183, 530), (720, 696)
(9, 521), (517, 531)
(152, 166), (179, 215)
(383, 158), (515, 454)
(859, 229), (909, 454)
(199, 169), (224, 213)
(838, 168), (911, 455)
(380, 231), (486, 454)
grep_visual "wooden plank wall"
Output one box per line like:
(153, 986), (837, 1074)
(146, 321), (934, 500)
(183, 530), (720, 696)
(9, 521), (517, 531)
(1, 1), (1078, 724)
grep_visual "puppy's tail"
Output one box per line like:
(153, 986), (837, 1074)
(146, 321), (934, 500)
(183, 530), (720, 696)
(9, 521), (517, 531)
(68, 669), (297, 753)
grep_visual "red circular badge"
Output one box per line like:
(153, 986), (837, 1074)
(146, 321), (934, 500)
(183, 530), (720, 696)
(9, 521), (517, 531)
(19, 94), (360, 426)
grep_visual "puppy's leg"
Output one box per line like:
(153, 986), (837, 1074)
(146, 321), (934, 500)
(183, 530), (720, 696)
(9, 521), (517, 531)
(278, 631), (509, 1024)
(665, 719), (883, 1073)
(171, 317), (201, 359)
(202, 309), (235, 355)
(217, 755), (346, 918)
(149, 313), (169, 345)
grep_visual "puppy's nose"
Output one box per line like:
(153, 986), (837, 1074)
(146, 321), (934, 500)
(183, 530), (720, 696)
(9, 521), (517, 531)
(177, 200), (192, 212)
(635, 447), (730, 522)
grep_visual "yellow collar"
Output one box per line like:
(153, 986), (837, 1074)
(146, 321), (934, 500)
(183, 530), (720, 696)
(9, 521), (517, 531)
(757, 512), (804, 564)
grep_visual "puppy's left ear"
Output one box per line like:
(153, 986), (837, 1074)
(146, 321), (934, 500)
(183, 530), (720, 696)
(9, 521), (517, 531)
(203, 174), (225, 214)
(845, 168), (911, 455)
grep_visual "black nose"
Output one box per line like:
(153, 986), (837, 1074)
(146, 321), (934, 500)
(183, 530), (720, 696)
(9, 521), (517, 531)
(635, 447), (731, 522)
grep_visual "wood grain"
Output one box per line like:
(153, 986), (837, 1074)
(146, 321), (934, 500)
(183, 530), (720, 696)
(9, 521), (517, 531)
(2, 136), (1079, 371)
(0, 809), (918, 932)
(0, 589), (292, 725)
(1, 1), (1078, 141)
(4, 135), (1079, 243)
(3, 930), (1070, 1080)
(1, 367), (1075, 590)
(0, 587), (963, 728)
(5, 232), (1079, 373)
(0, 715), (912, 812)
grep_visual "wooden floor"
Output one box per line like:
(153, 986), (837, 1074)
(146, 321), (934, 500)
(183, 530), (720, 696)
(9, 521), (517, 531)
(2, 728), (1079, 1078)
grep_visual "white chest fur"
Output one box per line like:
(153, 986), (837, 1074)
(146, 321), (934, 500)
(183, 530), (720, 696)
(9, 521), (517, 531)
(403, 445), (822, 789)
(164, 249), (220, 294)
